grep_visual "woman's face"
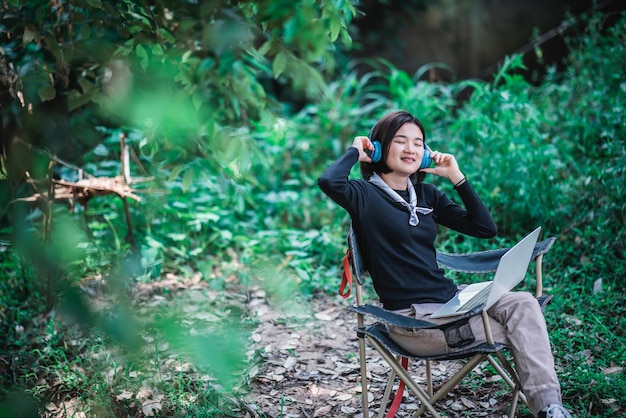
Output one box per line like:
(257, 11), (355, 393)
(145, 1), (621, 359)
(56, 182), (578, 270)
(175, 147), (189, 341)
(384, 122), (426, 177)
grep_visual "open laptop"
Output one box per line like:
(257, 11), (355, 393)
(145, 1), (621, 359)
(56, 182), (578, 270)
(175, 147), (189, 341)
(429, 227), (541, 319)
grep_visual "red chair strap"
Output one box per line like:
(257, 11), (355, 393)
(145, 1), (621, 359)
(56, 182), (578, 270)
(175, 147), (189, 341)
(339, 249), (352, 298)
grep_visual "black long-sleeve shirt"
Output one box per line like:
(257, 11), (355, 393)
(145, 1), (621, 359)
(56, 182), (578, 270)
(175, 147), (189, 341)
(318, 147), (498, 310)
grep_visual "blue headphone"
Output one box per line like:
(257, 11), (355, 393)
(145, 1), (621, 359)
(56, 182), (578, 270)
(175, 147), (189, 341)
(366, 123), (431, 169)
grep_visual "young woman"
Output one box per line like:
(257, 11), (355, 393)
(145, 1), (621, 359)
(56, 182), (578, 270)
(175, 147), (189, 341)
(318, 110), (572, 418)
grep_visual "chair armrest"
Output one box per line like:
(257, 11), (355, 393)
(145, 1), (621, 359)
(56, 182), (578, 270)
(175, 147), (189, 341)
(533, 237), (556, 297)
(348, 303), (480, 330)
(436, 237), (556, 273)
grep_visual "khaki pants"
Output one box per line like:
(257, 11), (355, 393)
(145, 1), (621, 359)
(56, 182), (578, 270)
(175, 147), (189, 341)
(387, 291), (562, 416)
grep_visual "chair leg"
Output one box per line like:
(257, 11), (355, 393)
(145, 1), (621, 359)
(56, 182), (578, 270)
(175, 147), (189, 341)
(411, 354), (485, 418)
(509, 388), (521, 418)
(377, 368), (397, 418)
(425, 359), (433, 396)
(367, 337), (442, 418)
(490, 352), (528, 406)
(358, 334), (370, 418)
(383, 357), (409, 418)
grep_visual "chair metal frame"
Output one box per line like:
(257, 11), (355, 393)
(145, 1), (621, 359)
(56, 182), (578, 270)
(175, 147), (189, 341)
(345, 225), (556, 418)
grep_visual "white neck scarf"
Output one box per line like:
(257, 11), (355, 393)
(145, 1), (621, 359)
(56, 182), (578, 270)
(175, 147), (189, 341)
(368, 173), (433, 226)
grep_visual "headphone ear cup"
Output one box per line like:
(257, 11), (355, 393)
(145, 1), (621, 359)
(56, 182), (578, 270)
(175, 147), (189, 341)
(370, 141), (382, 162)
(367, 123), (382, 163)
(419, 147), (431, 169)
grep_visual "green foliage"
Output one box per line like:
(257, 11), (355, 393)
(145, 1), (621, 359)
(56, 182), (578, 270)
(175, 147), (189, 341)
(445, 55), (555, 233)
(1, 0), (356, 164)
(1, 0), (358, 415)
(1, 4), (625, 417)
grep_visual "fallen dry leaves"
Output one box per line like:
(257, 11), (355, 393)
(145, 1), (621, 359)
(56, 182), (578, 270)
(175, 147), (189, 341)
(243, 291), (522, 418)
(40, 273), (620, 417)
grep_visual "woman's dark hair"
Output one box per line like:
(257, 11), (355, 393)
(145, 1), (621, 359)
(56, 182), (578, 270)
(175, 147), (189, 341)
(360, 110), (427, 186)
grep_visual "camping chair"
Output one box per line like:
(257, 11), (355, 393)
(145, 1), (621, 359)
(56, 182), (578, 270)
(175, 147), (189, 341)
(340, 224), (556, 418)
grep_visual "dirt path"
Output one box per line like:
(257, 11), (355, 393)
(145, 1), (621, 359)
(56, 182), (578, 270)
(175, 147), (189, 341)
(243, 290), (527, 418)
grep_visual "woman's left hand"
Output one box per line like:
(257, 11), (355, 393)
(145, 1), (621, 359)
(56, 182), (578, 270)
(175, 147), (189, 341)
(420, 149), (465, 185)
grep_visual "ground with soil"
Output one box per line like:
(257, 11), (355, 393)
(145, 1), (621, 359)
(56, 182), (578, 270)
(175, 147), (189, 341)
(243, 290), (528, 418)
(38, 275), (531, 417)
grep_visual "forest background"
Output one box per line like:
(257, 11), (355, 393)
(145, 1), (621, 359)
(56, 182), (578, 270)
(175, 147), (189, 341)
(0, 0), (625, 417)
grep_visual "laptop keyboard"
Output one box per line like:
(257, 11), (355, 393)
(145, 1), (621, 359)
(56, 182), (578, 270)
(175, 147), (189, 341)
(461, 283), (493, 312)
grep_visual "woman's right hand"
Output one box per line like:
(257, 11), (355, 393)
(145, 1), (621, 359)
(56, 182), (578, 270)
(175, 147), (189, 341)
(352, 136), (374, 162)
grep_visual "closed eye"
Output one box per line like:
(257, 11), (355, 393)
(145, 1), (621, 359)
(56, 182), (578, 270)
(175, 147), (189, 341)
(393, 136), (423, 146)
